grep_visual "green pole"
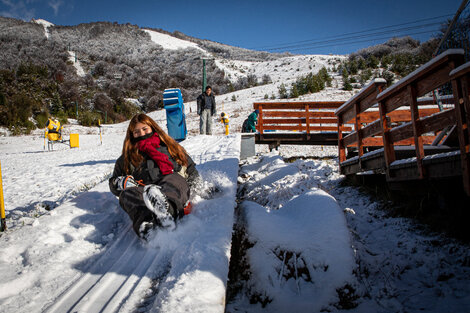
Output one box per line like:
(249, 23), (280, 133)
(75, 101), (78, 119)
(0, 160), (6, 231)
(202, 59), (207, 93)
(105, 111), (107, 124)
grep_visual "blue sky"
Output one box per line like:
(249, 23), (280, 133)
(0, 0), (465, 55)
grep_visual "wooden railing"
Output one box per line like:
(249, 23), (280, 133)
(335, 49), (469, 195)
(376, 49), (464, 180)
(336, 79), (387, 164)
(253, 101), (348, 134)
(450, 60), (470, 194)
(335, 80), (446, 164)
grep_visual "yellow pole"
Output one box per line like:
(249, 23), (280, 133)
(0, 160), (6, 231)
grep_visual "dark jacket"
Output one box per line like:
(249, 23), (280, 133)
(196, 92), (216, 116)
(109, 144), (199, 197)
(247, 112), (258, 132)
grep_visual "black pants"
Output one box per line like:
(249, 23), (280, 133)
(119, 173), (190, 236)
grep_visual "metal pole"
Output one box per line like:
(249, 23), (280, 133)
(0, 160), (6, 231)
(433, 0), (469, 57)
(76, 101), (78, 119)
(202, 59), (207, 93)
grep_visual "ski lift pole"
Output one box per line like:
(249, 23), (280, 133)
(0, 160), (6, 231)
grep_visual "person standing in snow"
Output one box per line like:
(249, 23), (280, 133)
(109, 113), (200, 239)
(242, 109), (259, 133)
(196, 86), (216, 135)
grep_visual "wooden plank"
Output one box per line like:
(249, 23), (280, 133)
(419, 108), (456, 134)
(389, 123), (414, 143)
(361, 119), (383, 139)
(347, 108), (440, 124)
(262, 118), (338, 125)
(262, 125), (350, 132)
(343, 131), (358, 147)
(349, 136), (436, 147)
(263, 111), (337, 118)
(254, 101), (344, 110)
(255, 132), (340, 146)
(389, 109), (456, 143)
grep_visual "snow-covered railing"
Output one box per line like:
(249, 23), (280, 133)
(335, 79), (387, 167)
(376, 49), (464, 180)
(336, 49), (470, 195)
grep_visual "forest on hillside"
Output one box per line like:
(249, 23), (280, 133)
(0, 17), (283, 134)
(1, 13), (466, 134)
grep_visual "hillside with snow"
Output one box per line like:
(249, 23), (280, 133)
(1, 62), (470, 311)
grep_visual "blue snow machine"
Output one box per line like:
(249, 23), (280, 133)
(163, 88), (187, 142)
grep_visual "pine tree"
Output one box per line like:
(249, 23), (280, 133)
(343, 77), (353, 91)
(278, 83), (288, 99)
(290, 84), (299, 98)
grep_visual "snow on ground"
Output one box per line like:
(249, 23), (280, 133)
(67, 51), (86, 77)
(143, 29), (206, 53)
(226, 151), (470, 312)
(227, 154), (356, 312)
(1, 54), (469, 312)
(214, 54), (346, 85)
(0, 133), (241, 313)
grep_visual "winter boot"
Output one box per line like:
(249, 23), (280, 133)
(138, 220), (156, 241)
(143, 184), (176, 230)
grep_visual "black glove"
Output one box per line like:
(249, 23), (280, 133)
(114, 175), (139, 191)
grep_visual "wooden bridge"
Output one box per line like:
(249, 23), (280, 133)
(253, 101), (347, 149)
(253, 49), (470, 195)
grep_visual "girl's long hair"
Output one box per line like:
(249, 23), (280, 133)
(122, 114), (188, 174)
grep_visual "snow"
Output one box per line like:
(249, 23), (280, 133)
(449, 60), (470, 78)
(31, 18), (54, 39)
(67, 51), (86, 77)
(143, 29), (206, 53)
(1, 53), (470, 313)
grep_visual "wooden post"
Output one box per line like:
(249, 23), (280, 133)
(257, 104), (264, 134)
(408, 84), (425, 179)
(451, 76), (470, 195)
(305, 104), (310, 134)
(337, 115), (346, 172)
(379, 100), (395, 179)
(355, 101), (363, 169)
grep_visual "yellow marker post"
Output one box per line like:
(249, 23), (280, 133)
(0, 160), (6, 231)
(220, 112), (229, 135)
